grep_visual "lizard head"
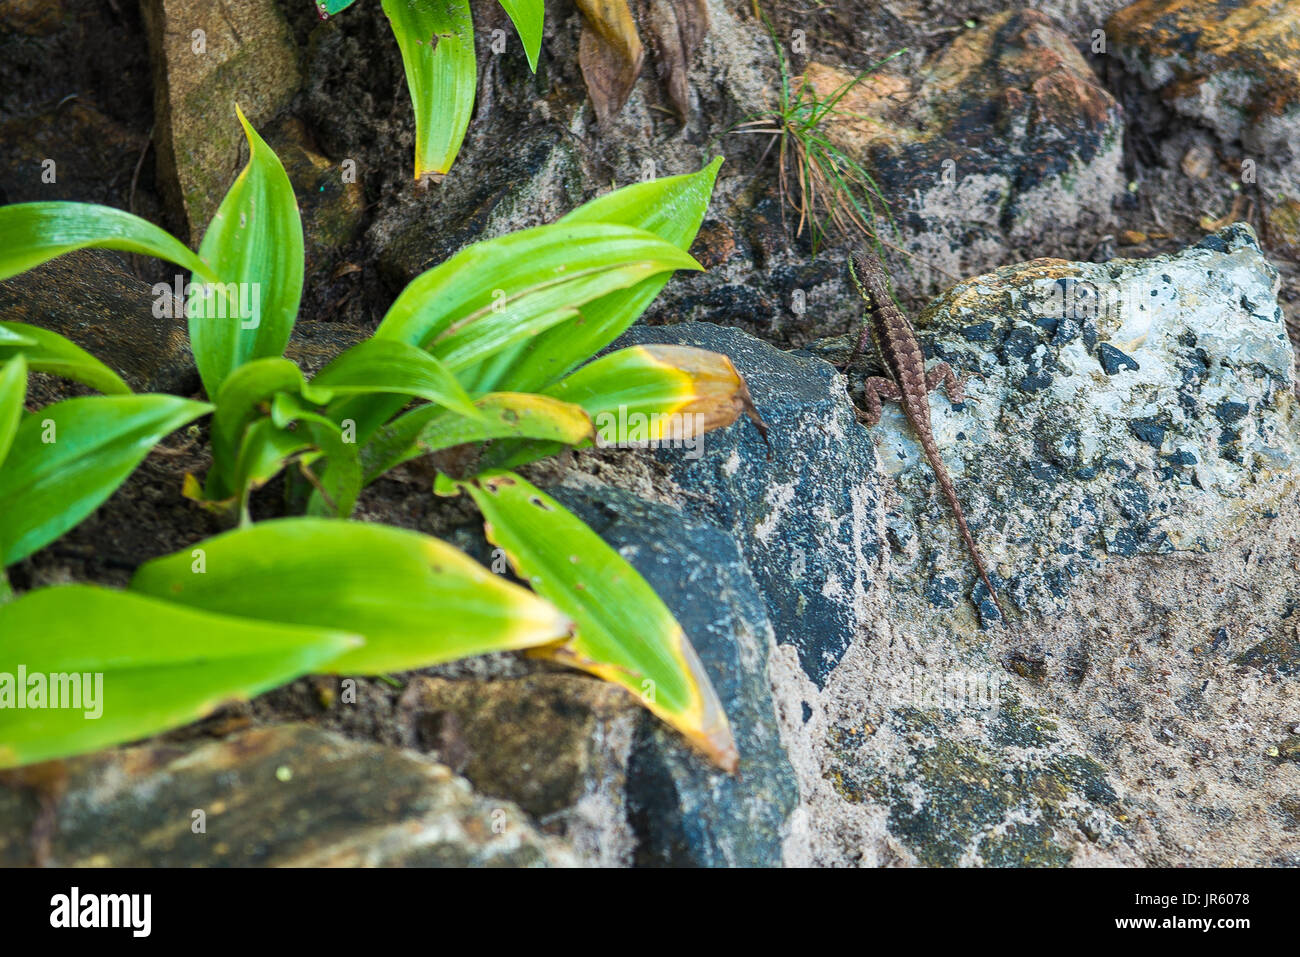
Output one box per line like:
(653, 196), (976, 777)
(848, 250), (893, 311)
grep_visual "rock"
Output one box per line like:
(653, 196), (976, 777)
(372, 127), (585, 292)
(0, 102), (144, 207)
(804, 10), (1124, 292)
(1108, 0), (1300, 269)
(824, 692), (1131, 866)
(1109, 0), (1300, 161)
(0, 250), (196, 395)
(0, 0), (69, 37)
(284, 319), (367, 376)
(266, 118), (365, 282)
(397, 672), (639, 867)
(615, 321), (888, 687)
(0, 724), (574, 866)
(552, 484), (799, 867)
(1264, 196), (1300, 260)
(827, 223), (1295, 617)
(141, 0), (302, 241)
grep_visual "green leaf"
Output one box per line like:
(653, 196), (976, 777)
(0, 327), (35, 347)
(459, 471), (737, 770)
(206, 358), (328, 501)
(486, 343), (759, 470)
(383, 0), (477, 178)
(229, 417), (316, 518)
(0, 202), (215, 284)
(0, 356), (27, 472)
(0, 585), (359, 769)
(377, 222), (700, 370)
(487, 157), (722, 392)
(339, 221), (700, 445)
(192, 105), (304, 398)
(131, 518), (574, 676)
(313, 339), (481, 422)
(0, 321), (132, 395)
(362, 391), (592, 483)
(0, 395), (212, 567)
(497, 0), (544, 71)
(269, 392), (362, 518)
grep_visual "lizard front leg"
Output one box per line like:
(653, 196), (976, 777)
(925, 362), (967, 405)
(855, 376), (902, 426)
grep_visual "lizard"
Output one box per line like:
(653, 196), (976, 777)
(845, 249), (1006, 620)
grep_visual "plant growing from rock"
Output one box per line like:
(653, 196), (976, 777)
(0, 106), (755, 771)
(732, 9), (902, 254)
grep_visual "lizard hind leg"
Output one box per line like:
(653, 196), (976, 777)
(925, 362), (968, 405)
(854, 375), (902, 427)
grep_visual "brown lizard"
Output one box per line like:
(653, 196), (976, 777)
(845, 250), (1006, 620)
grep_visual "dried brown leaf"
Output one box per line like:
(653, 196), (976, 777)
(642, 0), (709, 120)
(576, 0), (645, 124)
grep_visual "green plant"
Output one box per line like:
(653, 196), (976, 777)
(0, 519), (572, 768)
(317, 0), (544, 178)
(732, 11), (903, 254)
(0, 333), (210, 595)
(0, 107), (760, 771)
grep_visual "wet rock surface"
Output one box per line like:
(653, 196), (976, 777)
(0, 725), (574, 867)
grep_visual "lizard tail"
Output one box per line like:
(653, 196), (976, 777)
(924, 436), (1007, 621)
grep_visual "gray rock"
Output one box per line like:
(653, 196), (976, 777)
(615, 321), (888, 688)
(804, 10), (1125, 293)
(0, 724), (574, 866)
(825, 690), (1131, 866)
(141, 0), (302, 241)
(845, 223), (1297, 616)
(553, 483), (799, 867)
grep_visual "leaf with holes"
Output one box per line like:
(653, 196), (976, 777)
(459, 470), (737, 770)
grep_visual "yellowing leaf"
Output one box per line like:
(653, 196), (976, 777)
(460, 471), (737, 770)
